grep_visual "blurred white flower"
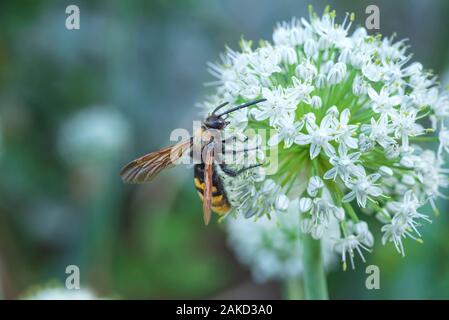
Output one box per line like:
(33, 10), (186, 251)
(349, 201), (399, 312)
(327, 62), (347, 85)
(306, 176), (324, 197)
(58, 106), (131, 166)
(226, 199), (339, 282)
(24, 287), (102, 300)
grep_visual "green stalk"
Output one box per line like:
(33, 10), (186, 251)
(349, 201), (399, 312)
(283, 276), (304, 300)
(300, 152), (329, 299)
(301, 234), (329, 300)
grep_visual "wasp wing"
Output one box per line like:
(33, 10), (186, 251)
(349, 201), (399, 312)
(120, 139), (192, 184)
(202, 144), (215, 225)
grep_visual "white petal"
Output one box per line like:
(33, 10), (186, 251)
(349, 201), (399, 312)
(284, 137), (294, 148)
(345, 137), (358, 149)
(253, 109), (271, 121)
(305, 120), (318, 133)
(379, 166), (393, 177)
(322, 142), (336, 157)
(338, 142), (348, 155)
(368, 186), (383, 197)
(324, 168), (337, 180)
(299, 197), (313, 212)
(367, 173), (381, 183)
(268, 133), (280, 146)
(321, 114), (335, 129)
(357, 193), (367, 208)
(342, 191), (355, 203)
(367, 87), (379, 101)
(389, 96), (402, 106)
(310, 143), (321, 159)
(340, 108), (351, 124)
(349, 152), (361, 161)
(301, 219), (313, 234)
(294, 134), (311, 145)
(311, 225), (324, 239)
(334, 207), (345, 221)
(276, 194), (289, 211)
(326, 105), (339, 117)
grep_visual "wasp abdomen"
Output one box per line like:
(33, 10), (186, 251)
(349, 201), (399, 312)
(194, 164), (230, 214)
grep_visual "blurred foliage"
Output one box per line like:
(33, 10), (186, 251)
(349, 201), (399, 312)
(0, 0), (448, 299)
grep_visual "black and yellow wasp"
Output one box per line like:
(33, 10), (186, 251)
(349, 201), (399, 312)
(119, 99), (266, 225)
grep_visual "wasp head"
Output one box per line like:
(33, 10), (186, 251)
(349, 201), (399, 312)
(203, 115), (228, 130)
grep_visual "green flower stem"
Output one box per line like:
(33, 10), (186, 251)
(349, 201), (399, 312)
(283, 276), (304, 300)
(301, 158), (329, 299)
(301, 234), (329, 300)
(410, 136), (439, 142)
(343, 202), (360, 222)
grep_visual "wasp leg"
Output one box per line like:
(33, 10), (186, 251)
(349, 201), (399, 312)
(221, 135), (249, 144)
(224, 146), (260, 154)
(222, 136), (255, 155)
(220, 136), (241, 154)
(219, 163), (262, 177)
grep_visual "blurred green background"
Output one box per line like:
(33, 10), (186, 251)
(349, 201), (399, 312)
(0, 0), (449, 299)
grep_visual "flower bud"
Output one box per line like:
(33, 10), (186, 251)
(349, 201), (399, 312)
(299, 197), (313, 212)
(300, 218), (313, 234)
(401, 174), (415, 186)
(326, 105), (339, 117)
(334, 207), (345, 221)
(276, 194), (290, 211)
(385, 143), (400, 160)
(311, 224), (325, 239)
(304, 39), (318, 57)
(307, 176), (324, 197)
(352, 74), (368, 96)
(310, 96), (322, 109)
(400, 156), (415, 168)
(327, 62), (347, 85)
(315, 73), (327, 88)
(355, 222), (374, 247)
(261, 179), (276, 193)
(379, 166), (393, 177)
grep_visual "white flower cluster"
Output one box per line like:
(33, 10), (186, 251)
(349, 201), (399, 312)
(203, 7), (449, 269)
(226, 199), (339, 282)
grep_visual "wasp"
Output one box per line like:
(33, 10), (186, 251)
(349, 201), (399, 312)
(119, 99), (266, 225)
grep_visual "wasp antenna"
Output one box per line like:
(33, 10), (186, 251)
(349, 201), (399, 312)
(216, 98), (267, 117)
(211, 102), (230, 115)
